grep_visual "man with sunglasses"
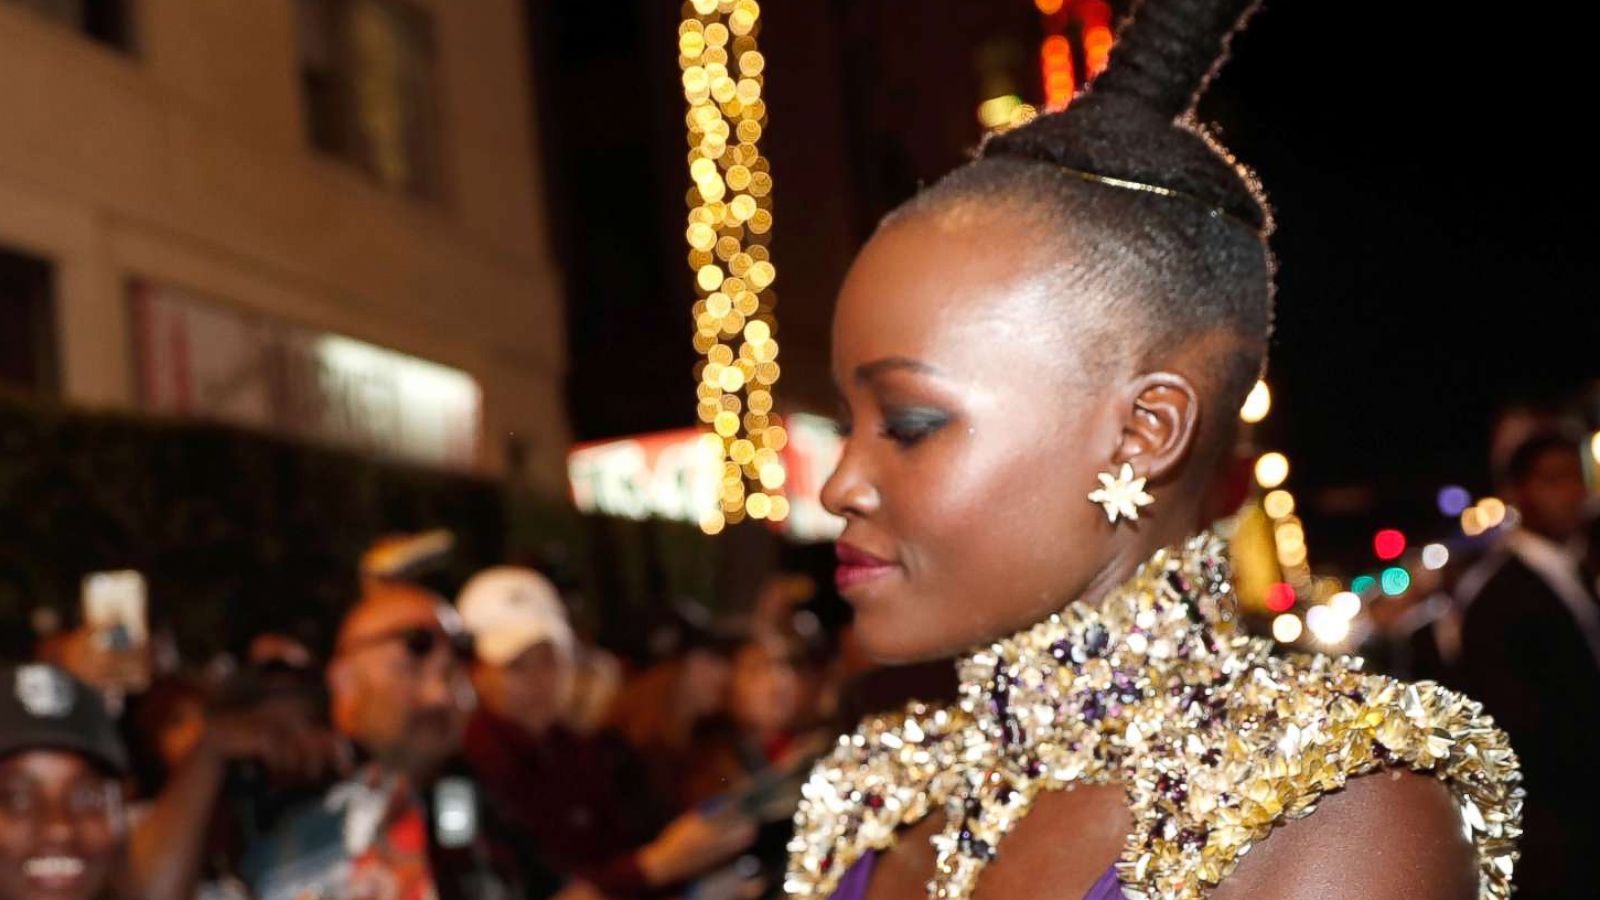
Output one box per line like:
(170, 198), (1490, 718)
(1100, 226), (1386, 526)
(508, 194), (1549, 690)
(244, 579), (580, 900)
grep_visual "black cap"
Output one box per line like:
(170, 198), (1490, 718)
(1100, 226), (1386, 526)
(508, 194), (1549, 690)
(0, 665), (130, 776)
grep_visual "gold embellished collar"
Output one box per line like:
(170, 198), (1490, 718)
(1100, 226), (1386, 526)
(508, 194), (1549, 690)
(787, 532), (1522, 899)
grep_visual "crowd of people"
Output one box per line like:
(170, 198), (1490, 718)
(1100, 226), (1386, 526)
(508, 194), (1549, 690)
(4, 421), (1596, 899)
(0, 561), (872, 900)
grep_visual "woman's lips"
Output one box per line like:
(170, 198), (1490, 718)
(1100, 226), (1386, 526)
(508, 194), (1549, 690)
(835, 543), (899, 593)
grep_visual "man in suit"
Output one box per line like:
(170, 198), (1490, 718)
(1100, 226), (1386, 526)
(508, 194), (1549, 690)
(1454, 431), (1597, 898)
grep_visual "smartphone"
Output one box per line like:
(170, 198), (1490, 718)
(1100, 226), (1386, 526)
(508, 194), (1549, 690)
(80, 570), (150, 695)
(433, 777), (478, 849)
(83, 570), (147, 649)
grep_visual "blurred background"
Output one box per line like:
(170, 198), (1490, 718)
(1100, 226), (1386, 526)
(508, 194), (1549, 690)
(0, 1), (1596, 898)
(1, 0), (1594, 658)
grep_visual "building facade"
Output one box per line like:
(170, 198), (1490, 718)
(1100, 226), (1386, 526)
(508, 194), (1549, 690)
(0, 0), (569, 492)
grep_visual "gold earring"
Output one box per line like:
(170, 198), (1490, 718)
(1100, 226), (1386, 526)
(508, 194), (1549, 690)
(1088, 462), (1154, 524)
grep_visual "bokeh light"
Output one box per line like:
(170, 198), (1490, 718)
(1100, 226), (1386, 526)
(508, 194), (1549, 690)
(1277, 543), (1308, 568)
(1422, 543), (1450, 570)
(1305, 606), (1350, 645)
(1272, 613), (1303, 643)
(1265, 582), (1296, 613)
(1239, 380), (1272, 424)
(1351, 575), (1378, 596)
(1273, 519), (1305, 549)
(1373, 529), (1406, 561)
(1381, 566), (1412, 597)
(1262, 489), (1295, 520)
(1329, 591), (1361, 620)
(1477, 497), (1507, 529)
(1437, 485), (1472, 517)
(977, 95), (1025, 130)
(1254, 452), (1289, 490)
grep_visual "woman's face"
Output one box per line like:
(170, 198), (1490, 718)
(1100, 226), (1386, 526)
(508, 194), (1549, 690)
(822, 207), (1131, 663)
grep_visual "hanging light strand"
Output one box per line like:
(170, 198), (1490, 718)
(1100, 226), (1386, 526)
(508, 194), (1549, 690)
(680, 0), (788, 535)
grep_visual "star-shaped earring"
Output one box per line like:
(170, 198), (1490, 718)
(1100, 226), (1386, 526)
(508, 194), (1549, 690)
(1088, 462), (1155, 524)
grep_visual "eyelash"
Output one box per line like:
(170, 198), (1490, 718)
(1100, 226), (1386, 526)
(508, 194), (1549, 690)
(834, 410), (948, 446)
(881, 410), (948, 446)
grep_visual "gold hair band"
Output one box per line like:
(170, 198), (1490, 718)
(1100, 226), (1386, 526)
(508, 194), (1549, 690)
(1051, 164), (1259, 233)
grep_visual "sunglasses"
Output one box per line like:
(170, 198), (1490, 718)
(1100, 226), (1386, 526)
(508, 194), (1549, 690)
(340, 626), (475, 664)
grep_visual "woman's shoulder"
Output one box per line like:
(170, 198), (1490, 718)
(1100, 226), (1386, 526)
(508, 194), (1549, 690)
(1209, 766), (1478, 900)
(1148, 652), (1522, 899)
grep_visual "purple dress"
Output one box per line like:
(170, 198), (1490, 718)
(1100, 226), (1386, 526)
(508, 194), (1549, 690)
(830, 851), (1122, 899)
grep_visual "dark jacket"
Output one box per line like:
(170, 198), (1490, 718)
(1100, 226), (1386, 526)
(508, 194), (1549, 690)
(463, 711), (672, 897)
(1453, 549), (1600, 899)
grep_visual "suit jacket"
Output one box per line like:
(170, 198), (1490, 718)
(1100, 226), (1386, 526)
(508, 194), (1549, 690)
(1454, 550), (1600, 898)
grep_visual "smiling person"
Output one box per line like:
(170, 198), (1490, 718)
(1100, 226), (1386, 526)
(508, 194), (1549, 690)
(0, 665), (130, 900)
(785, 0), (1523, 898)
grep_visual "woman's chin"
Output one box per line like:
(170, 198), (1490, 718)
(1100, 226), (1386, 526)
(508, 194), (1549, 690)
(853, 605), (966, 667)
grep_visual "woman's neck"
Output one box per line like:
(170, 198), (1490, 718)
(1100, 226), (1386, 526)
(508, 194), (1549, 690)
(1069, 503), (1206, 626)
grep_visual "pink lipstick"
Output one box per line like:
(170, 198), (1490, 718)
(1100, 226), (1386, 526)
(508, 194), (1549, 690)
(835, 542), (898, 593)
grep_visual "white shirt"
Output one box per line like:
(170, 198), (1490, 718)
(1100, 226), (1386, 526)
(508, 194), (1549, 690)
(1453, 530), (1600, 671)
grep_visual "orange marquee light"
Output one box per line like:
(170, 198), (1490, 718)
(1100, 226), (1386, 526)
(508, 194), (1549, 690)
(1041, 34), (1077, 111)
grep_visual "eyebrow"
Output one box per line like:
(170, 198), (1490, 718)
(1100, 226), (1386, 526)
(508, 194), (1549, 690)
(854, 356), (942, 382)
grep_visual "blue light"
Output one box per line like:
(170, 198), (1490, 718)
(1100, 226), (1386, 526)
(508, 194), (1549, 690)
(1351, 575), (1378, 596)
(1381, 567), (1412, 597)
(1437, 486), (1472, 517)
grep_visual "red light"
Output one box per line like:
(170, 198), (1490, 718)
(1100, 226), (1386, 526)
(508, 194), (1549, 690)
(1077, 0), (1112, 27)
(1374, 529), (1407, 561)
(1265, 582), (1296, 613)
(1041, 35), (1077, 111)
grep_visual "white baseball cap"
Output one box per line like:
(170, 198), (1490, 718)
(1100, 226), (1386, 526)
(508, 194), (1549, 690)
(456, 567), (575, 666)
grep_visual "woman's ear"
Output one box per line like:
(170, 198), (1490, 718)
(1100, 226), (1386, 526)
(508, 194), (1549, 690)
(1110, 371), (1201, 484)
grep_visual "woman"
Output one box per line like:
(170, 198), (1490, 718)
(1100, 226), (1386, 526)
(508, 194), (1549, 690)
(784, 0), (1522, 897)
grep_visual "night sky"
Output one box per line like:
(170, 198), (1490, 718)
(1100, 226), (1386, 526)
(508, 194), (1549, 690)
(528, 1), (1598, 568)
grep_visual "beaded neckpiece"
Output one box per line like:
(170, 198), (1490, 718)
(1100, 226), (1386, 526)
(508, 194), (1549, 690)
(786, 532), (1522, 899)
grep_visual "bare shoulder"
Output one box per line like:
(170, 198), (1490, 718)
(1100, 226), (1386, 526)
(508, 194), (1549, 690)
(1211, 769), (1477, 900)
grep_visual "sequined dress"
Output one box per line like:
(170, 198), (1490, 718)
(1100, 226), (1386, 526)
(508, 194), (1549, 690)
(785, 532), (1523, 899)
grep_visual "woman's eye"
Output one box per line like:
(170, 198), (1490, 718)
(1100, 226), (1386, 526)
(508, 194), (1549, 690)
(880, 409), (949, 446)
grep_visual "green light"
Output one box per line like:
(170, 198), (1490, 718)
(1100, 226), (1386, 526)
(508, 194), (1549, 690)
(1351, 575), (1377, 596)
(1381, 567), (1411, 597)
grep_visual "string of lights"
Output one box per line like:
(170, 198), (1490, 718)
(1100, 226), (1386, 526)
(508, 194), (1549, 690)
(679, 0), (788, 536)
